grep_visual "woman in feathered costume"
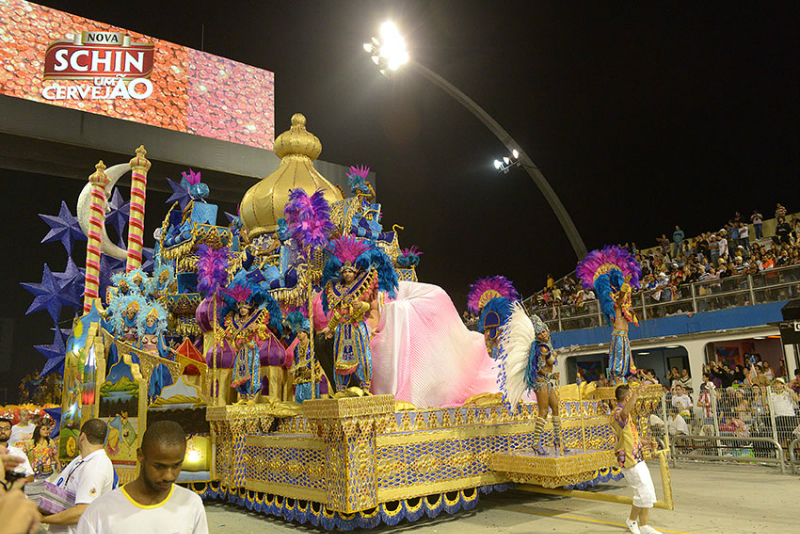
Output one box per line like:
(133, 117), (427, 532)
(497, 302), (568, 455)
(466, 276), (520, 359)
(321, 235), (398, 392)
(576, 245), (642, 383)
(137, 301), (168, 358)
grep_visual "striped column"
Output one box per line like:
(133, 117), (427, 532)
(84, 161), (111, 312)
(126, 145), (151, 272)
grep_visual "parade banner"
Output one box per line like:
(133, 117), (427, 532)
(0, 0), (275, 149)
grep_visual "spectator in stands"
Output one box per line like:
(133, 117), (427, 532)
(42, 419), (116, 534)
(657, 234), (670, 258)
(677, 368), (693, 393)
(709, 235), (720, 266)
(732, 365), (747, 384)
(761, 361), (775, 381)
(789, 369), (800, 395)
(76, 421), (207, 534)
(775, 203), (787, 219)
(751, 210), (764, 239)
(672, 226), (685, 259)
(738, 222), (750, 250)
(0, 418), (33, 483)
(671, 385), (694, 419)
(718, 231), (729, 258)
(775, 217), (792, 245)
(546, 273), (554, 290)
(769, 378), (799, 449)
(9, 409), (34, 447)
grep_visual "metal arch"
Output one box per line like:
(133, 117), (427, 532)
(409, 61), (588, 259)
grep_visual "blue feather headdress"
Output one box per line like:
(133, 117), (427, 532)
(576, 245), (642, 325)
(284, 311), (310, 334)
(137, 301), (168, 333)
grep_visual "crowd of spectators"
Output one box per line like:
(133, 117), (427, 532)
(640, 357), (800, 457)
(527, 204), (800, 315)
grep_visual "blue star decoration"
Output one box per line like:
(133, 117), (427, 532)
(166, 177), (192, 211)
(40, 200), (86, 254)
(53, 256), (86, 311)
(36, 326), (69, 377)
(141, 246), (156, 273)
(106, 188), (130, 241)
(21, 263), (64, 324)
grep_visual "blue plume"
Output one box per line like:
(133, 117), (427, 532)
(593, 270), (624, 325)
(356, 248), (398, 298)
(478, 297), (513, 333)
(524, 343), (538, 390)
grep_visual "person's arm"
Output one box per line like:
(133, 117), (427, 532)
(0, 489), (41, 534)
(40, 504), (88, 526)
(620, 387), (640, 420)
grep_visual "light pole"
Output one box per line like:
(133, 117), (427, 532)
(364, 22), (588, 259)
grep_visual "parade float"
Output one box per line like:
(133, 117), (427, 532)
(22, 113), (671, 530)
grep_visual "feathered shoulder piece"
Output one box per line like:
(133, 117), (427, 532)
(496, 302), (537, 409)
(356, 247), (399, 298)
(467, 275), (520, 314)
(478, 297), (513, 336)
(576, 245), (641, 290)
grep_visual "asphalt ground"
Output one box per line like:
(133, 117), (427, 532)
(205, 461), (797, 533)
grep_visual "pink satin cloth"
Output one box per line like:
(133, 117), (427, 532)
(370, 281), (501, 407)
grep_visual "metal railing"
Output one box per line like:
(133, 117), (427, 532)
(652, 387), (799, 475)
(790, 438), (800, 475)
(670, 434), (785, 474)
(529, 264), (800, 333)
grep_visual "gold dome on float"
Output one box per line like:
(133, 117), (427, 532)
(240, 113), (343, 238)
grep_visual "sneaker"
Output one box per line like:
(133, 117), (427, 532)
(625, 519), (641, 534)
(639, 526), (662, 534)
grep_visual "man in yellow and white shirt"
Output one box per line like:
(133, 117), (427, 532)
(77, 421), (207, 534)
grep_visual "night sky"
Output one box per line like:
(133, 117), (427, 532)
(2, 1), (797, 395)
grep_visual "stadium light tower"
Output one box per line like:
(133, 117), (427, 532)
(364, 21), (588, 259)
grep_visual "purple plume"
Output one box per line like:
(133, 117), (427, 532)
(401, 245), (424, 257)
(576, 245), (642, 290)
(348, 165), (370, 178)
(197, 245), (229, 297)
(467, 275), (519, 314)
(284, 188), (335, 252)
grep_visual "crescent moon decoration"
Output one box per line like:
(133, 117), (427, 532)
(77, 163), (129, 260)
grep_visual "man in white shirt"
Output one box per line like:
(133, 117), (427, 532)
(0, 417), (34, 482)
(41, 419), (116, 534)
(9, 409), (35, 447)
(666, 409), (690, 438)
(670, 386), (694, 420)
(77, 420), (207, 534)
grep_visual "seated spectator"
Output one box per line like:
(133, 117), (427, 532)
(671, 385), (694, 419)
(76, 421), (208, 534)
(762, 361), (775, 381)
(667, 408), (690, 438)
(42, 419), (116, 534)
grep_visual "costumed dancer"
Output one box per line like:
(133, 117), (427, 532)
(148, 263), (175, 300)
(128, 267), (150, 296)
(576, 245), (642, 384)
(218, 276), (284, 402)
(112, 294), (146, 344)
(285, 312), (321, 402)
(138, 301), (171, 400)
(466, 275), (520, 359)
(498, 302), (569, 455)
(321, 236), (398, 392)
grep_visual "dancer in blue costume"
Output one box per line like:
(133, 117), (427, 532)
(576, 245), (642, 384)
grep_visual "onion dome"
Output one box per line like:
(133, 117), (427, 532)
(240, 113), (343, 239)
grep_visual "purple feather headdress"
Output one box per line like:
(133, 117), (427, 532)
(330, 236), (370, 269)
(284, 188), (335, 252)
(197, 245), (229, 297)
(576, 245), (642, 290)
(401, 245), (423, 257)
(224, 285), (252, 303)
(467, 275), (520, 314)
